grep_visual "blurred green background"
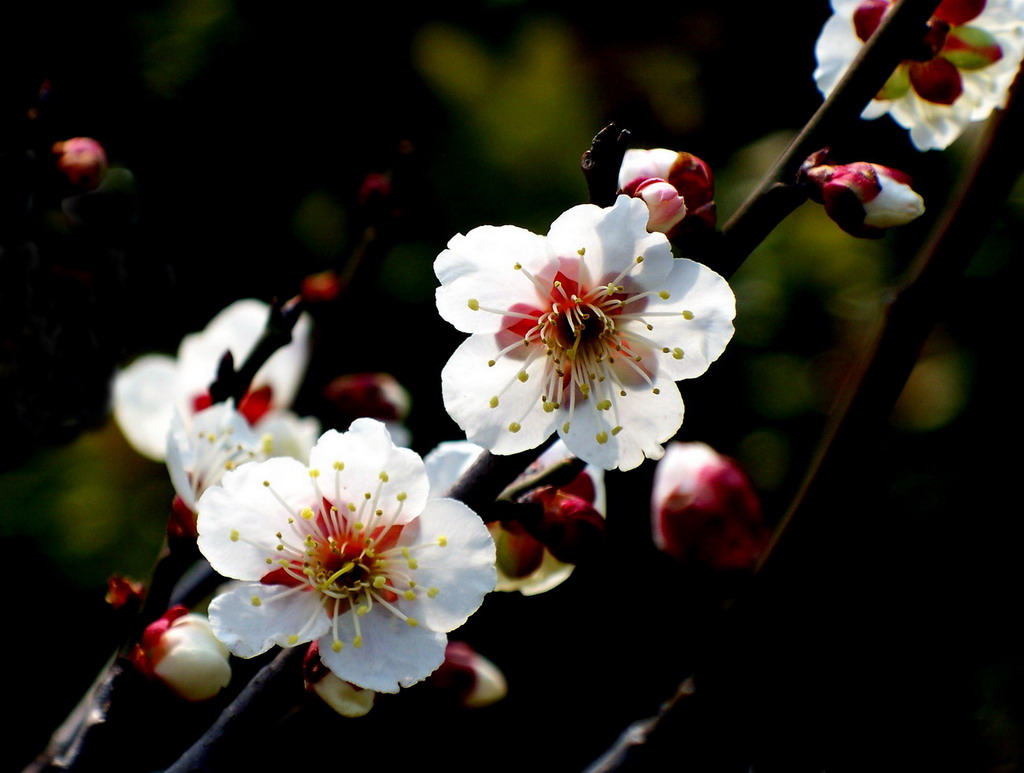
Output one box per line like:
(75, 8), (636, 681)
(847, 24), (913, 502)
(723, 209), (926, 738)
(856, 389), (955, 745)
(3, 1), (1022, 770)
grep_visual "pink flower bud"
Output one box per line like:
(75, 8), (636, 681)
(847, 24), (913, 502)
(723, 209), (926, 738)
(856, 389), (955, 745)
(802, 156), (925, 238)
(619, 148), (717, 235)
(650, 442), (767, 572)
(631, 179), (687, 235)
(429, 641), (508, 709)
(52, 137), (107, 190)
(134, 606), (231, 701)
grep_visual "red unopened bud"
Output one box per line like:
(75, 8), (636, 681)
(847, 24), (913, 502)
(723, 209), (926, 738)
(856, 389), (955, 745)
(303, 642), (375, 717)
(428, 641), (507, 709)
(169, 494), (199, 542)
(52, 137), (107, 190)
(302, 269), (345, 303)
(106, 574), (145, 609)
(651, 442), (767, 572)
(134, 607), (231, 701)
(323, 372), (411, 424)
(801, 152), (925, 238)
(520, 486), (606, 565)
(934, 0), (985, 26)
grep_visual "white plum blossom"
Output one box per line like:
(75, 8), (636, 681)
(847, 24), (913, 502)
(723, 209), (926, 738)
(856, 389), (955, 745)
(814, 0), (1024, 150)
(435, 195), (735, 471)
(166, 401), (271, 513)
(196, 419), (496, 694)
(114, 298), (318, 461)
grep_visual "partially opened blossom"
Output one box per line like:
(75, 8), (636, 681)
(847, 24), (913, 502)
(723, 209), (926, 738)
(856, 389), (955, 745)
(114, 298), (316, 461)
(814, 0), (1024, 150)
(133, 606), (232, 701)
(166, 401), (271, 514)
(197, 419), (496, 693)
(800, 152), (926, 237)
(425, 439), (605, 594)
(435, 195), (735, 471)
(619, 148), (717, 234)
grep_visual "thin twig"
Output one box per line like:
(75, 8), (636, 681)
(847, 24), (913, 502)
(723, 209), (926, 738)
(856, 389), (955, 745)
(582, 123), (631, 207)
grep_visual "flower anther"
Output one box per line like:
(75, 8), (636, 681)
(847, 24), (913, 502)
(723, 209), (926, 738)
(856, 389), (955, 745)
(197, 419), (496, 693)
(435, 196), (735, 471)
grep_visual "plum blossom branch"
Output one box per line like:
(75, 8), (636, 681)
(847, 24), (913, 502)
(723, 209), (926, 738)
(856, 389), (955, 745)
(164, 648), (304, 773)
(207, 295), (306, 407)
(713, 0), (943, 278)
(585, 55), (1023, 773)
(760, 64), (1024, 572)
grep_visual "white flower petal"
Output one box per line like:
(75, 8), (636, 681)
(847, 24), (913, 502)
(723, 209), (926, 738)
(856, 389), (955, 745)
(435, 225), (552, 335)
(197, 456), (315, 580)
(629, 257), (736, 382)
(547, 197), (673, 287)
(559, 374), (682, 471)
(618, 148), (679, 190)
(319, 612), (448, 693)
(395, 498), (496, 632)
(254, 411), (321, 464)
(113, 355), (179, 460)
(308, 420), (429, 524)
(423, 440), (486, 499)
(209, 582), (329, 658)
(441, 334), (558, 455)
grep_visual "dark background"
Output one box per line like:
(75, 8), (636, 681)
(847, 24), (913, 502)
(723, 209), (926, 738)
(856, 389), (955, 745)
(3, 1), (1022, 770)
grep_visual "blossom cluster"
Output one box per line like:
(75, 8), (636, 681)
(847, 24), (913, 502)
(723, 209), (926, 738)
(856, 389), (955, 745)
(196, 419), (497, 693)
(815, 0), (1024, 150)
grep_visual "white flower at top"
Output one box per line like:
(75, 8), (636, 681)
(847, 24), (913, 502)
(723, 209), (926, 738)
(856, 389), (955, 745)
(814, 0), (1024, 151)
(113, 298), (317, 461)
(196, 419), (496, 694)
(435, 195), (735, 472)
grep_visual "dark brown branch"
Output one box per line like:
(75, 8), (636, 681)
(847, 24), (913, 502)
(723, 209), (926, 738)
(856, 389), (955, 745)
(207, 294), (305, 406)
(164, 649), (304, 773)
